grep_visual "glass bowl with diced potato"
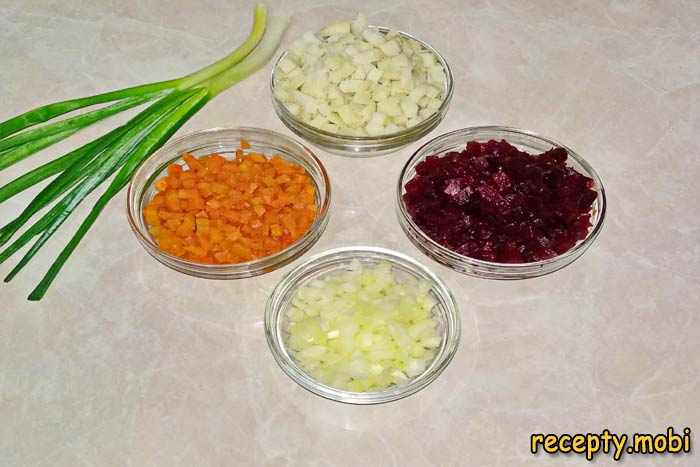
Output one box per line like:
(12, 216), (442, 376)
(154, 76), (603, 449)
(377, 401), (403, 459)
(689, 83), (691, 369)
(270, 14), (454, 157)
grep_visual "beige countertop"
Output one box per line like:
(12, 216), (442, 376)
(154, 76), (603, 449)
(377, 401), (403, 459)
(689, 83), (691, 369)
(1, 1), (698, 466)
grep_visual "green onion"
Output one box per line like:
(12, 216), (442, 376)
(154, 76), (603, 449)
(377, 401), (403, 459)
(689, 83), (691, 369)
(0, 5), (268, 142)
(0, 93), (157, 170)
(0, 4), (288, 300)
(0, 90), (195, 253)
(0, 127), (128, 247)
(0, 126), (126, 205)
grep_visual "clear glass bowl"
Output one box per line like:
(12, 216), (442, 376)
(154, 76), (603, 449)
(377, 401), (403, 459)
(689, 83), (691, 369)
(270, 27), (454, 157)
(396, 126), (607, 279)
(265, 246), (461, 404)
(126, 127), (331, 279)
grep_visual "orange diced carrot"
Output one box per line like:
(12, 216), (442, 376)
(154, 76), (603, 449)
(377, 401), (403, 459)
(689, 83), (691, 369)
(155, 179), (168, 191)
(196, 217), (210, 234)
(165, 191), (180, 211)
(248, 153), (266, 163)
(168, 164), (183, 176)
(144, 141), (318, 265)
(270, 224), (283, 237)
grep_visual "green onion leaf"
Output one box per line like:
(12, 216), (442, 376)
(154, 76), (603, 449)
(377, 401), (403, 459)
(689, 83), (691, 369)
(0, 126), (128, 246)
(0, 93), (158, 163)
(0, 80), (179, 141)
(0, 128), (80, 172)
(0, 132), (117, 205)
(25, 89), (209, 298)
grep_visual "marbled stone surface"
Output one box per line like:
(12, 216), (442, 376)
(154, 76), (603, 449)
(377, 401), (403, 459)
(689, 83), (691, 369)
(1, 1), (698, 466)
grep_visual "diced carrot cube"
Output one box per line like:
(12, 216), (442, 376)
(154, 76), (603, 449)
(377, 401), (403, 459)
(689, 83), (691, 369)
(270, 224), (283, 237)
(165, 192), (180, 211)
(155, 179), (168, 191)
(206, 199), (222, 209)
(248, 153), (266, 163)
(206, 154), (225, 171)
(210, 228), (223, 243)
(196, 217), (210, 234)
(210, 182), (228, 195)
(185, 245), (207, 257)
(276, 175), (291, 185)
(168, 164), (183, 176)
(214, 251), (229, 262)
(167, 176), (181, 189)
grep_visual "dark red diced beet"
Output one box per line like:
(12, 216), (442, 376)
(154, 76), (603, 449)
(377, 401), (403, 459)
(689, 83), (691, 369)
(415, 155), (442, 175)
(465, 141), (483, 157)
(403, 139), (597, 263)
(491, 168), (512, 192)
(500, 242), (525, 263)
(442, 178), (473, 205)
(541, 147), (568, 163)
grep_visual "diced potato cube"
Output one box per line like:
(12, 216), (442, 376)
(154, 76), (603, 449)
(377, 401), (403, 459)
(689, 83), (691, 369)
(339, 62), (356, 79)
(377, 97), (402, 117)
(352, 91), (372, 105)
(351, 13), (368, 36)
(362, 29), (385, 46)
(429, 66), (446, 85)
(409, 86), (427, 102)
(310, 114), (328, 128)
(379, 39), (401, 57)
(352, 67), (368, 80)
(372, 85), (390, 102)
(301, 80), (326, 99)
(400, 97), (418, 118)
(320, 21), (351, 37)
(339, 79), (366, 93)
(366, 66), (383, 82)
(353, 49), (381, 64)
(384, 123), (400, 134)
(365, 111), (387, 135)
(337, 105), (359, 126)
(420, 52), (437, 68)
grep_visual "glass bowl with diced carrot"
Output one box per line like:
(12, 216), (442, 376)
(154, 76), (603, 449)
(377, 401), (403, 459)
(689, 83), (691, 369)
(126, 127), (331, 279)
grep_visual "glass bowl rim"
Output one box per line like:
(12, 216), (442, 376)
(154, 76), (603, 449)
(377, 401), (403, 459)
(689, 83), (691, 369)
(269, 25), (454, 143)
(126, 126), (332, 273)
(264, 245), (462, 404)
(396, 125), (607, 270)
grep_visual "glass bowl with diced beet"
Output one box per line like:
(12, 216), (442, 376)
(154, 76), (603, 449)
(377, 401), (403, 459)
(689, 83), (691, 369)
(270, 14), (453, 157)
(396, 126), (606, 279)
(265, 246), (460, 404)
(126, 127), (331, 279)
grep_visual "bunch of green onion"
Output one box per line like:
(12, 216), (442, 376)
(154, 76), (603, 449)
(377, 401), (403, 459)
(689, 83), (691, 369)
(0, 5), (288, 300)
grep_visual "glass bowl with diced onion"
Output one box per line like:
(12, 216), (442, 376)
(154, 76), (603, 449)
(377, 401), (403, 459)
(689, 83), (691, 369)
(265, 246), (461, 404)
(270, 15), (454, 157)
